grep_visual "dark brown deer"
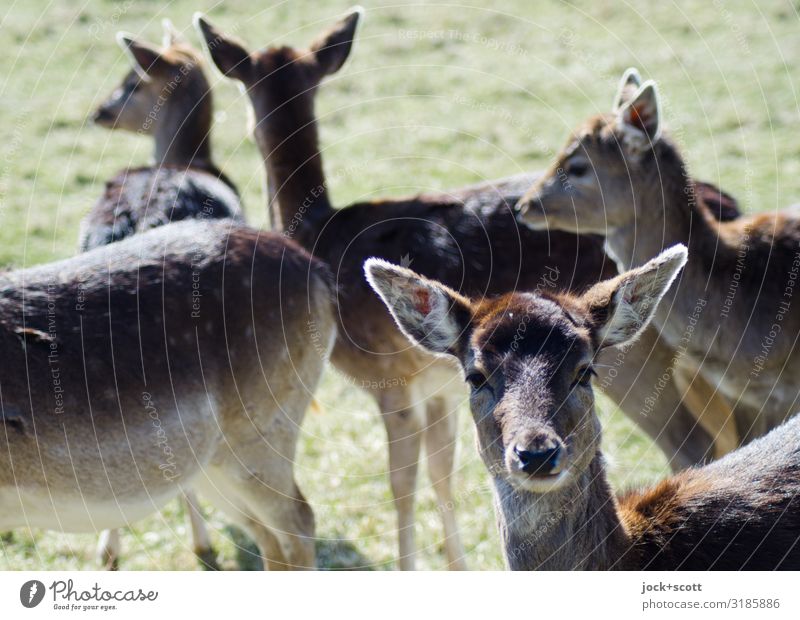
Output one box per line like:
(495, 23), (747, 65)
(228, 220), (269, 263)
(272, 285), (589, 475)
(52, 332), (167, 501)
(0, 219), (336, 570)
(366, 247), (800, 570)
(195, 10), (744, 569)
(81, 20), (243, 251)
(517, 68), (800, 450)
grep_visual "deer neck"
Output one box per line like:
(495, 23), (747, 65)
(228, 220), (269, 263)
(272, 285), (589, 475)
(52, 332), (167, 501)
(604, 142), (727, 274)
(492, 453), (632, 570)
(256, 97), (333, 245)
(153, 90), (213, 170)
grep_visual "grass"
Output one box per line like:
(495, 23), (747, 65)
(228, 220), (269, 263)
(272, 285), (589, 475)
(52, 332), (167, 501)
(0, 0), (795, 569)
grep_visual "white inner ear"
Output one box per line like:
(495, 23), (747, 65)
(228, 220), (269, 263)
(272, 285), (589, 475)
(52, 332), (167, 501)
(416, 286), (461, 352)
(364, 259), (463, 355)
(598, 246), (686, 348)
(598, 282), (647, 347)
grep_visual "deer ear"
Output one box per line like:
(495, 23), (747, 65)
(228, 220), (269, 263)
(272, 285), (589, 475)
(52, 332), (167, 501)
(193, 13), (252, 82)
(161, 19), (188, 48)
(364, 258), (472, 357)
(617, 80), (662, 153)
(117, 32), (165, 81)
(583, 245), (687, 349)
(612, 67), (642, 112)
(309, 7), (363, 76)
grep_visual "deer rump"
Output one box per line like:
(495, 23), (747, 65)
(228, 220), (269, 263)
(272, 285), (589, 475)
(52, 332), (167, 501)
(0, 219), (329, 532)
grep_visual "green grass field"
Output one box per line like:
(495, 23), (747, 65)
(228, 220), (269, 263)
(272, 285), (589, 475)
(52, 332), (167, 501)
(0, 0), (796, 569)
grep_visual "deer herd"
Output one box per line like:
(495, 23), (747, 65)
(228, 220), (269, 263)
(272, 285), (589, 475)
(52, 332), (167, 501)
(1, 8), (798, 571)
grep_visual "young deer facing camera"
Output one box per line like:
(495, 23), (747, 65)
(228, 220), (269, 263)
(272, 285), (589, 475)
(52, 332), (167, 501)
(82, 20), (243, 251)
(367, 247), (800, 570)
(196, 10), (745, 569)
(518, 68), (800, 448)
(0, 220), (335, 570)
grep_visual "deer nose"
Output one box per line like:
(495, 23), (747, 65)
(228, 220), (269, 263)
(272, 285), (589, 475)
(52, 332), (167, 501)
(92, 107), (113, 125)
(514, 444), (562, 475)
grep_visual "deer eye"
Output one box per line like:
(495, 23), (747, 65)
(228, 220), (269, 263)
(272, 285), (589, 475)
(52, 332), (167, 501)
(572, 364), (597, 388)
(565, 159), (589, 178)
(466, 371), (488, 391)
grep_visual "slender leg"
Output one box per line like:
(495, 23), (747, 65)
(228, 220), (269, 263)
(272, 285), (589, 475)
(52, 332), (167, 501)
(425, 395), (467, 570)
(197, 446), (315, 570)
(378, 386), (424, 570)
(182, 491), (219, 569)
(672, 359), (739, 459)
(96, 528), (121, 570)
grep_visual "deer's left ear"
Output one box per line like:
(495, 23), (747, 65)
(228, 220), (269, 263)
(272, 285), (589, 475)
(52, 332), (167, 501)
(364, 258), (472, 358)
(117, 32), (165, 81)
(583, 245), (687, 349)
(309, 7), (363, 76)
(617, 80), (662, 153)
(193, 13), (253, 82)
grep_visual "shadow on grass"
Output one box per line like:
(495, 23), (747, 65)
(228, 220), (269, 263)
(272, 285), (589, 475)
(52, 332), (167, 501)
(220, 526), (379, 570)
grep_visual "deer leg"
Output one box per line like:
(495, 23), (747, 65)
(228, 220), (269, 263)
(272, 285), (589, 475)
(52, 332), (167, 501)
(236, 480), (315, 570)
(672, 360), (739, 459)
(194, 472), (293, 570)
(424, 395), (467, 570)
(378, 386), (424, 571)
(96, 529), (120, 570)
(182, 491), (218, 569)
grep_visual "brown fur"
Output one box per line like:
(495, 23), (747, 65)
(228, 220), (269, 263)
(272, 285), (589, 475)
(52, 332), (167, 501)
(0, 220), (336, 569)
(83, 29), (243, 251)
(518, 74), (800, 445)
(366, 253), (800, 570)
(197, 12), (744, 569)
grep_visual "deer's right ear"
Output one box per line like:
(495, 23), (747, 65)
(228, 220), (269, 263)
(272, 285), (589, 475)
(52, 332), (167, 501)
(364, 258), (472, 358)
(193, 13), (252, 82)
(117, 33), (164, 81)
(583, 245), (687, 349)
(309, 6), (363, 76)
(612, 67), (642, 112)
(617, 80), (662, 153)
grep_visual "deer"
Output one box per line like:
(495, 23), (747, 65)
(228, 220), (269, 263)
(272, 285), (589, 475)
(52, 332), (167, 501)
(86, 20), (243, 569)
(517, 68), (800, 452)
(366, 246), (800, 570)
(0, 219), (336, 570)
(194, 10), (746, 570)
(81, 20), (243, 252)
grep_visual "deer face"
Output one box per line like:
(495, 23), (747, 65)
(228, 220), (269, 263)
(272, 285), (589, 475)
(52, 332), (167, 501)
(194, 9), (361, 145)
(365, 245), (687, 495)
(516, 69), (663, 236)
(465, 294), (601, 492)
(94, 22), (209, 135)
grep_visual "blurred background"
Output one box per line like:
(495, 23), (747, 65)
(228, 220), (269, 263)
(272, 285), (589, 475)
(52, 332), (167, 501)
(0, 0), (798, 569)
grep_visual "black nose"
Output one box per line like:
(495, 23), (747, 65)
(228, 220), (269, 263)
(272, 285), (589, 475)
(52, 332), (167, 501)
(92, 108), (113, 124)
(514, 444), (561, 475)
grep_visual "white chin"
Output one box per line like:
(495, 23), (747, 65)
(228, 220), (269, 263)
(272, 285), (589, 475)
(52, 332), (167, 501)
(509, 470), (570, 494)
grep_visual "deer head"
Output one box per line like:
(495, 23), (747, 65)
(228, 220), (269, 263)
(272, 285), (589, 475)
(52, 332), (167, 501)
(365, 245), (687, 494)
(93, 20), (211, 139)
(193, 8), (361, 150)
(516, 68), (665, 235)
